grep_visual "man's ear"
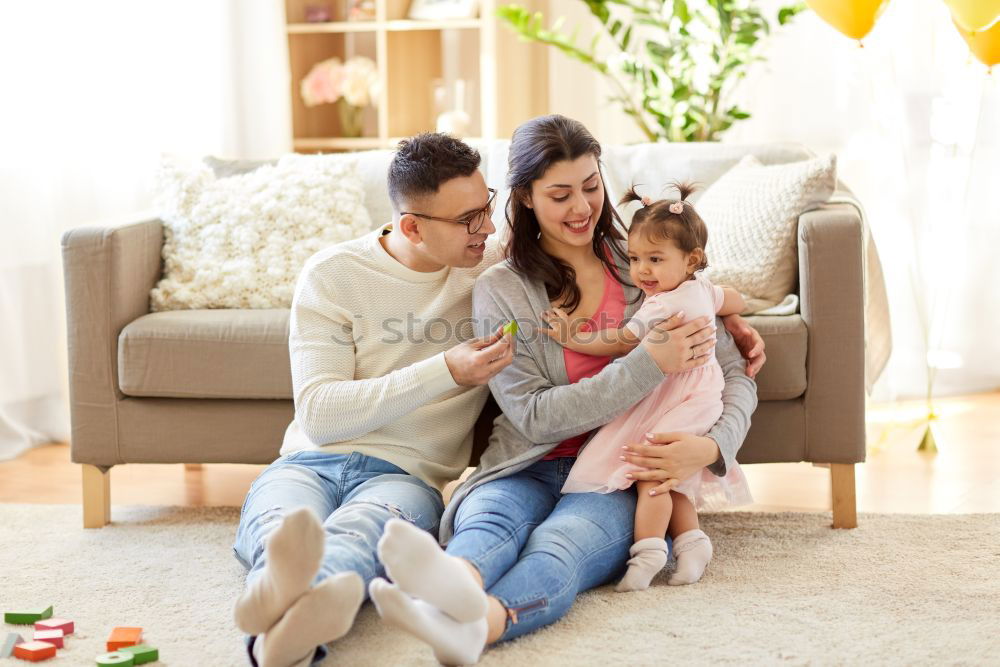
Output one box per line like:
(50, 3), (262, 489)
(397, 214), (423, 244)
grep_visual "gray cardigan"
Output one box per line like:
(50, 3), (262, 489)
(439, 244), (758, 544)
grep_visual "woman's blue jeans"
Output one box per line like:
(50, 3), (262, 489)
(446, 457), (648, 642)
(232, 450), (445, 666)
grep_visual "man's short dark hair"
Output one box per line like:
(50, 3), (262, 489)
(387, 133), (482, 213)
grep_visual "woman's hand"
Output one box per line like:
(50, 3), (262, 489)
(721, 314), (765, 378)
(640, 314), (715, 374)
(620, 432), (721, 496)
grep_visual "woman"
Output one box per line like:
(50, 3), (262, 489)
(368, 115), (763, 664)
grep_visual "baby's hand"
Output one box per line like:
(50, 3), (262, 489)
(541, 308), (578, 345)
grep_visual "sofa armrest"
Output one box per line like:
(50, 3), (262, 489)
(61, 219), (164, 465)
(798, 202), (866, 464)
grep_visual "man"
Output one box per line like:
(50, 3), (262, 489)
(231, 134), (513, 667)
(230, 133), (763, 667)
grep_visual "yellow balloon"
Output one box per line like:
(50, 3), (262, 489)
(955, 17), (1000, 69)
(806, 0), (891, 41)
(945, 0), (1000, 33)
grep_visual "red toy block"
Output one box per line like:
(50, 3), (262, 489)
(12, 641), (57, 662)
(34, 618), (73, 636)
(32, 629), (64, 649)
(106, 627), (143, 652)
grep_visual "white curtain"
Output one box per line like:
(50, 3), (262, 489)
(0, 0), (292, 460)
(721, 0), (1000, 401)
(547, 0), (1000, 400)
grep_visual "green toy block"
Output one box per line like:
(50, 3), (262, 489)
(117, 644), (159, 665)
(96, 651), (135, 666)
(502, 320), (518, 336)
(4, 606), (53, 625)
(1, 633), (25, 659)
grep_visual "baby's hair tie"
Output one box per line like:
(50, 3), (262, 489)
(640, 196), (653, 207)
(668, 201), (684, 214)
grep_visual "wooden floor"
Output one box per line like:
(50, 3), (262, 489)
(1, 392), (998, 514)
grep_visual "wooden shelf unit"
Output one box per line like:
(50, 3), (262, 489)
(284, 0), (549, 152)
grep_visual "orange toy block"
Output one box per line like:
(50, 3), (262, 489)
(106, 627), (143, 652)
(34, 618), (73, 636)
(32, 629), (64, 649)
(12, 640), (57, 662)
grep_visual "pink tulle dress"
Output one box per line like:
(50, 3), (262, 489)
(561, 275), (753, 511)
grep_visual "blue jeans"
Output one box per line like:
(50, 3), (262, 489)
(233, 450), (444, 666)
(446, 457), (651, 642)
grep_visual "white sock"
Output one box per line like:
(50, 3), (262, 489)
(615, 537), (669, 592)
(377, 518), (487, 623)
(668, 529), (713, 586)
(258, 572), (364, 667)
(369, 578), (487, 666)
(234, 507), (326, 635)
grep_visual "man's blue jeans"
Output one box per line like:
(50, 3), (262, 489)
(232, 450), (444, 666)
(446, 457), (649, 642)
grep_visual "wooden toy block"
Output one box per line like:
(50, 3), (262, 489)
(4, 606), (53, 625)
(95, 652), (135, 666)
(34, 618), (74, 635)
(32, 629), (64, 649)
(117, 644), (159, 665)
(2, 633), (25, 659)
(106, 627), (143, 652)
(12, 640), (57, 662)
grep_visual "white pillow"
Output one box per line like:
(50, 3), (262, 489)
(700, 153), (837, 312)
(151, 154), (373, 311)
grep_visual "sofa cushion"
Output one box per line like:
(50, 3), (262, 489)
(699, 153), (837, 312)
(151, 155), (373, 311)
(118, 309), (806, 402)
(118, 309), (292, 399)
(744, 314), (808, 400)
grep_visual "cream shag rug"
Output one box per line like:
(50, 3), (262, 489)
(1, 505), (997, 666)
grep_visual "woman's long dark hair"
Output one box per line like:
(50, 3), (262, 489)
(504, 115), (631, 314)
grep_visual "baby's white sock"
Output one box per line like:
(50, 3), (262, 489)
(615, 537), (669, 592)
(258, 572), (364, 667)
(377, 518), (487, 622)
(235, 507), (326, 635)
(369, 578), (487, 666)
(668, 529), (713, 586)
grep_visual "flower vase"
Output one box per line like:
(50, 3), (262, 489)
(337, 98), (365, 138)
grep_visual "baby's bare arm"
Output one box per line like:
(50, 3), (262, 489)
(717, 286), (746, 316)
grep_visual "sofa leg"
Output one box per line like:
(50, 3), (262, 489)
(830, 463), (857, 529)
(82, 464), (111, 529)
(184, 464), (203, 471)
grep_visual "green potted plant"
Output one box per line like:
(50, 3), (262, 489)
(499, 0), (806, 141)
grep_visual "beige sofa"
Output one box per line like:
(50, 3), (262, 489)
(62, 141), (880, 530)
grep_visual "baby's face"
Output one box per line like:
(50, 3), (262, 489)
(627, 234), (694, 296)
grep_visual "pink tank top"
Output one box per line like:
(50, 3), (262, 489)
(544, 264), (627, 460)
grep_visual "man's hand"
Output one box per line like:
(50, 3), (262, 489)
(621, 432), (721, 496)
(444, 324), (515, 387)
(641, 313), (715, 374)
(722, 314), (766, 378)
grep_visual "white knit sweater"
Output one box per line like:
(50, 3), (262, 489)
(279, 223), (503, 490)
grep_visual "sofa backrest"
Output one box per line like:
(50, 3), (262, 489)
(209, 141), (815, 245)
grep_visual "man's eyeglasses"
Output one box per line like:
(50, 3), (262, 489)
(400, 188), (497, 235)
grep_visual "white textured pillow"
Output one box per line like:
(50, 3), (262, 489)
(700, 153), (837, 312)
(151, 155), (372, 311)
